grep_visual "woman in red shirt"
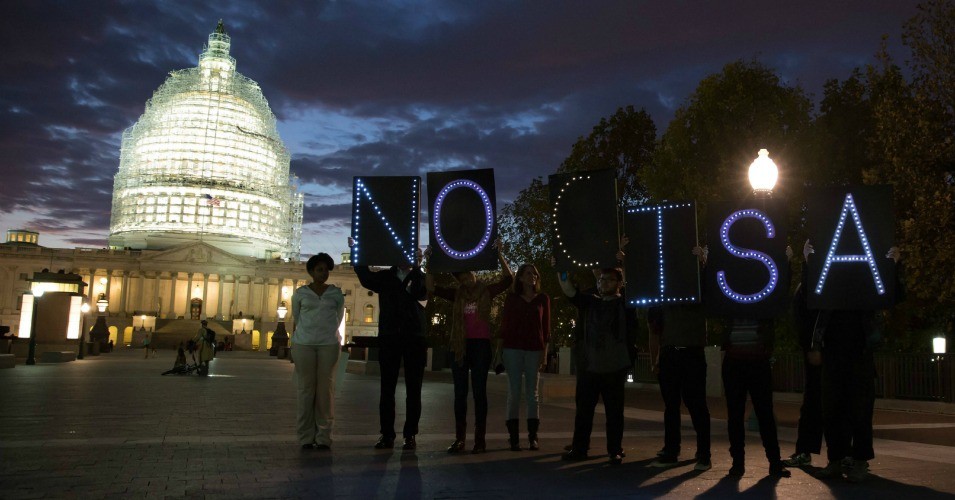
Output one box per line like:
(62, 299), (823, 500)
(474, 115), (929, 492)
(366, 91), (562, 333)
(499, 263), (551, 451)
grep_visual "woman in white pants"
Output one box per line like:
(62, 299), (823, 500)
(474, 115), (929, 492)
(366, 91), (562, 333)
(291, 253), (345, 450)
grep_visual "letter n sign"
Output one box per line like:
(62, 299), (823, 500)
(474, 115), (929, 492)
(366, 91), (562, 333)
(350, 176), (421, 267)
(549, 169), (619, 271)
(806, 185), (896, 310)
(623, 201), (700, 307)
(705, 199), (790, 318)
(427, 168), (498, 272)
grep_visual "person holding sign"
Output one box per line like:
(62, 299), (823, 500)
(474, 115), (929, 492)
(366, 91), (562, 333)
(558, 258), (637, 465)
(498, 263), (551, 451)
(425, 240), (513, 454)
(352, 241), (429, 451)
(291, 253), (345, 451)
(647, 246), (712, 471)
(809, 242), (902, 483)
(719, 245), (794, 478)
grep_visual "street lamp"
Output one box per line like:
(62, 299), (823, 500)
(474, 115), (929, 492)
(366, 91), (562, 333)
(748, 148), (779, 195)
(271, 301), (290, 357)
(90, 293), (110, 355)
(78, 301), (90, 360)
(25, 289), (45, 365)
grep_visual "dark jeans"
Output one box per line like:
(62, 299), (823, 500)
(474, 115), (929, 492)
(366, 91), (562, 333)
(795, 356), (823, 455)
(822, 349), (876, 461)
(379, 335), (428, 440)
(572, 368), (628, 454)
(658, 346), (711, 459)
(450, 338), (492, 426)
(722, 356), (781, 463)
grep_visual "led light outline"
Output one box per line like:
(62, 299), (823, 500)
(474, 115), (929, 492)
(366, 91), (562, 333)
(351, 177), (419, 265)
(433, 179), (493, 260)
(552, 175), (603, 268)
(625, 203), (698, 306)
(813, 193), (885, 296)
(715, 209), (779, 303)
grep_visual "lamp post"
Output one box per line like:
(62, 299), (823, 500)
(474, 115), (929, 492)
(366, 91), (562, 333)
(25, 289), (45, 365)
(89, 293), (109, 355)
(272, 301), (289, 357)
(77, 302), (90, 360)
(748, 148), (779, 197)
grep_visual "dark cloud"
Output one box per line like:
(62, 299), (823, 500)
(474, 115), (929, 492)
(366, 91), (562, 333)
(0, 0), (922, 255)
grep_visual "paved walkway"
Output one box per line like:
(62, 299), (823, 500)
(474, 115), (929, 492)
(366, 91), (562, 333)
(2, 349), (955, 499)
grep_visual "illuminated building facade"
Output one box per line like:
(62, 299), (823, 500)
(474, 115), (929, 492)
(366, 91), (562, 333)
(108, 22), (303, 260)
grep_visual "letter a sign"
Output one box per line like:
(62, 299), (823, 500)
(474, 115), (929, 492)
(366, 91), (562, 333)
(806, 185), (896, 310)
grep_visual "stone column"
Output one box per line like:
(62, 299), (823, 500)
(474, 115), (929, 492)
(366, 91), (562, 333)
(104, 270), (113, 315)
(217, 274), (226, 320)
(201, 273), (209, 319)
(138, 273), (147, 313)
(185, 273), (194, 319)
(168, 272), (178, 319)
(118, 270), (129, 315)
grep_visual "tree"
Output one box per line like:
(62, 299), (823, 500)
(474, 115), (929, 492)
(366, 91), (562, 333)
(558, 105), (658, 207)
(647, 60), (814, 226)
(862, 2), (955, 344)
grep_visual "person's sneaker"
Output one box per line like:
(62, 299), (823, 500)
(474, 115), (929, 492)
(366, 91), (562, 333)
(608, 451), (625, 465)
(815, 460), (844, 479)
(562, 448), (588, 461)
(728, 462), (745, 477)
(769, 461), (791, 477)
(648, 455), (679, 468)
(301, 443), (318, 451)
(315, 444), (331, 451)
(846, 460), (869, 483)
(374, 436), (395, 449)
(783, 452), (811, 467)
(402, 436), (417, 450)
(694, 458), (712, 471)
(656, 447), (668, 458)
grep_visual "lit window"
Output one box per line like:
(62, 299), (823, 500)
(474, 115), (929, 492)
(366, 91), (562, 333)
(363, 304), (374, 323)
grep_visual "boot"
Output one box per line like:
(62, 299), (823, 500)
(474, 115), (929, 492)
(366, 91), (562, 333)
(527, 418), (540, 451)
(506, 419), (522, 451)
(471, 421), (487, 453)
(447, 420), (466, 453)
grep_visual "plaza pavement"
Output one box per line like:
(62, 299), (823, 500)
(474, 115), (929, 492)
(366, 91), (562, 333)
(2, 348), (955, 499)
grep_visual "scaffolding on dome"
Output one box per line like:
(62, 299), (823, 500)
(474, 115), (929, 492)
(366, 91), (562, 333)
(109, 23), (303, 260)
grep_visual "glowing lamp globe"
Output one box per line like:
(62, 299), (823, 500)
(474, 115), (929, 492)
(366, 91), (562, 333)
(96, 294), (109, 313)
(81, 303), (91, 314)
(277, 302), (288, 320)
(748, 149), (778, 193)
(934, 335), (947, 355)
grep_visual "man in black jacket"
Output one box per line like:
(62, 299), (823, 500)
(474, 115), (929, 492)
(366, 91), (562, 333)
(558, 266), (637, 465)
(353, 244), (428, 451)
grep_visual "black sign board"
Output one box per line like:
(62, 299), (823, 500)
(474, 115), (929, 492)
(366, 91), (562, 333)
(549, 169), (619, 271)
(805, 185), (896, 310)
(350, 176), (421, 267)
(704, 199), (790, 318)
(426, 169), (499, 272)
(624, 201), (700, 307)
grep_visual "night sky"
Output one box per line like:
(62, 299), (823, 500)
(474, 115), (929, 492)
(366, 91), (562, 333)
(0, 1), (922, 259)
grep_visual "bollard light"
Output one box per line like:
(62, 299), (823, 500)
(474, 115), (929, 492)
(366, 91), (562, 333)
(748, 148), (778, 194)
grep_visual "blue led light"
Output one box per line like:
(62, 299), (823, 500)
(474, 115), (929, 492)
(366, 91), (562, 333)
(715, 209), (779, 303)
(625, 203), (697, 305)
(814, 193), (885, 296)
(433, 179), (493, 260)
(352, 178), (418, 264)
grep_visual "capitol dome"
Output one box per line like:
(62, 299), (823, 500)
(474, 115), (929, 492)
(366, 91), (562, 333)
(108, 21), (303, 260)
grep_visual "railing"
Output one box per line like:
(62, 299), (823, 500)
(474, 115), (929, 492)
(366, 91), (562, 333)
(771, 352), (955, 403)
(626, 351), (955, 403)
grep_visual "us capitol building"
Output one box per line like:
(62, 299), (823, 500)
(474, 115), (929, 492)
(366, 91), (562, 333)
(1, 23), (378, 351)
